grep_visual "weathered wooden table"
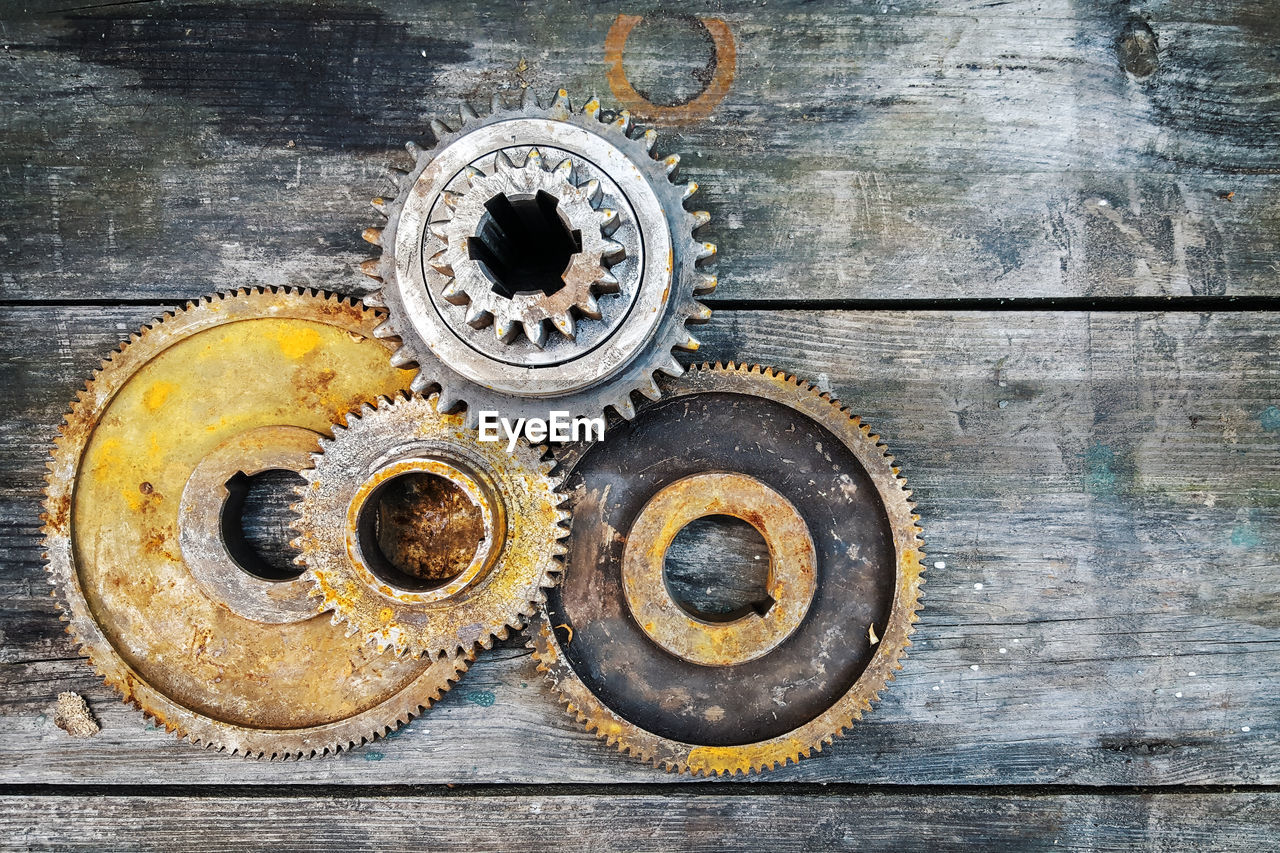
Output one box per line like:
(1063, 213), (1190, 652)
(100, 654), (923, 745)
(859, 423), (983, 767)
(2, 1), (1277, 849)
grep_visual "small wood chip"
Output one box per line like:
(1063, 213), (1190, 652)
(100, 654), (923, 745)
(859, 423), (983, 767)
(53, 692), (100, 738)
(868, 623), (880, 645)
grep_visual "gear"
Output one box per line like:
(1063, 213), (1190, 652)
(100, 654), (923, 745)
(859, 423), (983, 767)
(528, 362), (926, 776)
(41, 288), (468, 758)
(434, 146), (623, 347)
(360, 87), (716, 425)
(294, 393), (569, 659)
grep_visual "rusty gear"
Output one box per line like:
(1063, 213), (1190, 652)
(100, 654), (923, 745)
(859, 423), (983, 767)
(294, 393), (569, 659)
(529, 362), (926, 776)
(42, 288), (469, 758)
(360, 87), (716, 426)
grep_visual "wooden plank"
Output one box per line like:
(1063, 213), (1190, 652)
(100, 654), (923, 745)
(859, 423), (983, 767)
(1, 2), (1278, 302)
(1, 305), (1276, 785)
(1, 791), (1277, 851)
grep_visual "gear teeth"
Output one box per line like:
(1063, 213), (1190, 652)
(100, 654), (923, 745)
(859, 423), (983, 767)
(464, 304), (492, 329)
(388, 348), (416, 368)
(595, 269), (620, 293)
(493, 316), (519, 343)
(660, 355), (686, 378)
(642, 129), (658, 152)
(440, 278), (466, 304)
(688, 301), (712, 323)
(371, 197), (389, 215)
(598, 208), (619, 234)
(581, 178), (602, 205)
(602, 239), (626, 262)
(428, 220), (450, 242)
(494, 149), (517, 172)
(696, 242), (718, 261)
(361, 227), (382, 246)
(677, 331), (701, 351)
(359, 258), (383, 281)
(441, 190), (464, 211)
(405, 140), (425, 158)
(490, 92), (504, 113)
(427, 250), (453, 277)
(524, 319), (548, 349)
(613, 110), (633, 134)
(682, 182), (699, 201)
(582, 96), (601, 119)
(580, 294), (602, 320)
(522, 86), (540, 110)
(552, 313), (576, 339)
(551, 88), (572, 117)
(691, 210), (711, 229)
(694, 274), (718, 296)
(525, 147), (544, 168)
(460, 101), (479, 122)
(430, 118), (452, 138)
(611, 394), (637, 420)
(554, 157), (574, 181)
(663, 154), (681, 177)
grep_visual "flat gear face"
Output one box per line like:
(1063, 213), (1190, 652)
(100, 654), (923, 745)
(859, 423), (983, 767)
(294, 393), (569, 658)
(528, 363), (926, 776)
(41, 288), (468, 758)
(362, 88), (716, 425)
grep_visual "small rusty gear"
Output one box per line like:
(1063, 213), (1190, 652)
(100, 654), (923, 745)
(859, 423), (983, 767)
(42, 288), (469, 758)
(433, 146), (623, 347)
(529, 362), (926, 776)
(360, 87), (716, 425)
(294, 393), (569, 659)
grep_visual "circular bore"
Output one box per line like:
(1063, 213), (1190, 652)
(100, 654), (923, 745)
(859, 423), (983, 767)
(178, 424), (321, 624)
(623, 472), (817, 666)
(346, 457), (499, 601)
(529, 363), (926, 776)
(296, 394), (568, 659)
(42, 289), (469, 758)
(365, 89), (716, 424)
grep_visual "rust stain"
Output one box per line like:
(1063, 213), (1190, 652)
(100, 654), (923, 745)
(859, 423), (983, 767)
(604, 14), (737, 125)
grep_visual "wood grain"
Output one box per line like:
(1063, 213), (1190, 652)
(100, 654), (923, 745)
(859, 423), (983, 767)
(2, 305), (1275, 786)
(0, 2), (1277, 303)
(2, 790), (1277, 852)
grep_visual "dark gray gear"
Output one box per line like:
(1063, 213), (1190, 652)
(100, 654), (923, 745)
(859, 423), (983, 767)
(359, 87), (716, 426)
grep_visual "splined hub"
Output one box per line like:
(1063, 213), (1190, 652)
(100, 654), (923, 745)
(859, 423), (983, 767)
(362, 88), (716, 424)
(529, 363), (927, 776)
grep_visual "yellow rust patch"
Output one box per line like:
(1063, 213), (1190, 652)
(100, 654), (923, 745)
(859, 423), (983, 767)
(267, 325), (322, 359)
(142, 380), (178, 412)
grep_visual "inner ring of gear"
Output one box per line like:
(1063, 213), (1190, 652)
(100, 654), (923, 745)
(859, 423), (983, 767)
(41, 289), (469, 758)
(395, 118), (670, 391)
(296, 393), (568, 659)
(430, 146), (637, 355)
(622, 471), (818, 667)
(529, 363), (925, 776)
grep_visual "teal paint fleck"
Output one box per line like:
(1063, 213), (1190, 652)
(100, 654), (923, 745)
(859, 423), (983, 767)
(1231, 524), (1261, 549)
(364, 750), (385, 762)
(1261, 405), (1280, 432)
(383, 727), (404, 740)
(463, 689), (496, 707)
(1083, 443), (1117, 495)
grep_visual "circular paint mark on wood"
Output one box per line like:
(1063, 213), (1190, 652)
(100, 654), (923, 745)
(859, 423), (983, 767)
(605, 13), (736, 125)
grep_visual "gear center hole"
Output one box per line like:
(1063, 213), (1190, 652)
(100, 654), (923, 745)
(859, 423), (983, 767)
(222, 469), (307, 581)
(356, 472), (485, 591)
(663, 515), (775, 623)
(468, 190), (583, 299)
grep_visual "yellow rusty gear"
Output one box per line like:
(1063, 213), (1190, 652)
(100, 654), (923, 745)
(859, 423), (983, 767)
(528, 362), (926, 776)
(42, 288), (469, 758)
(293, 393), (569, 659)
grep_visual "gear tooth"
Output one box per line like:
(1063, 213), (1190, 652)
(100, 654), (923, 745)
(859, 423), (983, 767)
(638, 373), (662, 400)
(681, 181), (699, 201)
(611, 395), (637, 420)
(660, 355), (686, 378)
(663, 154), (681, 177)
(524, 319), (548, 349)
(554, 157), (574, 181)
(372, 319), (397, 339)
(580, 294), (602, 320)
(435, 388), (458, 413)
(370, 196), (389, 215)
(440, 278), (466, 304)
(551, 88), (572, 116)
(597, 207), (619, 234)
(691, 209), (711, 229)
(582, 178), (602, 205)
(361, 227), (382, 246)
(493, 315), (521, 343)
(384, 165), (409, 185)
(441, 190), (464, 211)
(429, 118), (452, 138)
(602, 239), (625, 262)
(677, 331), (701, 352)
(426, 249), (453, 277)
(494, 150), (516, 173)
(697, 241), (718, 261)
(409, 373), (434, 393)
(688, 301), (712, 323)
(525, 147), (543, 168)
(388, 347), (416, 368)
(551, 312), (576, 339)
(582, 95), (601, 118)
(489, 92), (504, 113)
(428, 220), (450, 242)
(694, 274), (718, 295)
(642, 128), (658, 153)
(613, 109), (633, 133)
(466, 305), (493, 330)
(594, 268), (620, 293)
(405, 140), (424, 159)
(460, 101), (479, 122)
(522, 85), (540, 110)
(462, 165), (484, 189)
(359, 258), (383, 281)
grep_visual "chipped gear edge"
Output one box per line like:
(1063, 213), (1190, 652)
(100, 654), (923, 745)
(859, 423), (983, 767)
(359, 87), (717, 425)
(527, 362), (927, 777)
(40, 287), (473, 760)
(292, 392), (572, 661)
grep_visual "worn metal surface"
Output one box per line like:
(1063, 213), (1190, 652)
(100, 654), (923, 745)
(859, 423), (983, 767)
(365, 87), (716, 424)
(41, 288), (469, 758)
(530, 362), (926, 776)
(295, 393), (569, 659)
(433, 146), (625, 347)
